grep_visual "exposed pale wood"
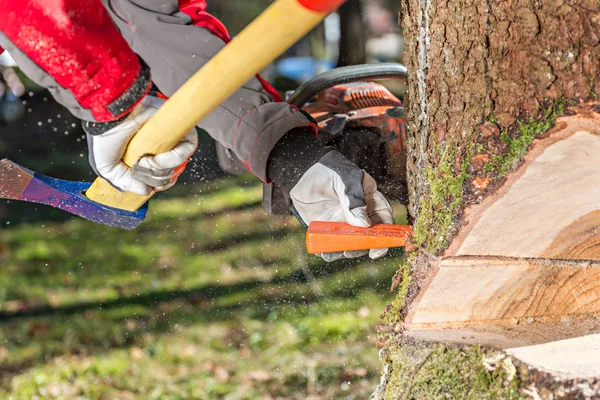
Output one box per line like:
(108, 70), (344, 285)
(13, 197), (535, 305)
(306, 222), (412, 254)
(447, 111), (600, 260)
(403, 255), (600, 348)
(85, 0), (341, 212)
(404, 109), (600, 350)
(508, 334), (600, 379)
(383, 0), (600, 393)
(405, 317), (600, 349)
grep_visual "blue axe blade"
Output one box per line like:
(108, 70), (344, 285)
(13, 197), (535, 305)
(0, 159), (147, 229)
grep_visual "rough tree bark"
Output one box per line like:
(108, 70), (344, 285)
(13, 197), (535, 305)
(374, 1), (600, 398)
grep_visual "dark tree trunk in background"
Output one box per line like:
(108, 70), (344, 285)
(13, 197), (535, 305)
(337, 0), (367, 66)
(374, 1), (600, 398)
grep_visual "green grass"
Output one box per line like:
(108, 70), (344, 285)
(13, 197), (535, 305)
(0, 178), (406, 399)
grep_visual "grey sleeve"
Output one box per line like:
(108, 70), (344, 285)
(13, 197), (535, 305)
(102, 0), (313, 181)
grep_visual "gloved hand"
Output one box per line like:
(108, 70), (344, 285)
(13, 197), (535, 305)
(84, 95), (198, 196)
(0, 66), (26, 124)
(0, 66), (25, 99)
(290, 150), (394, 262)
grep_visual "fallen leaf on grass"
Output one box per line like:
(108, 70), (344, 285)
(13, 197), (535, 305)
(125, 319), (137, 330)
(2, 299), (28, 312)
(182, 344), (196, 357)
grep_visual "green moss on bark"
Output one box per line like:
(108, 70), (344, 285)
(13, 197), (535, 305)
(383, 135), (475, 324)
(385, 99), (568, 324)
(485, 98), (567, 177)
(379, 98), (570, 397)
(383, 252), (414, 325)
(383, 136), (475, 325)
(379, 342), (524, 400)
(412, 137), (475, 254)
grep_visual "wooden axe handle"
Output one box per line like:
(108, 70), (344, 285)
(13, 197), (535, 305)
(306, 221), (413, 254)
(86, 0), (347, 211)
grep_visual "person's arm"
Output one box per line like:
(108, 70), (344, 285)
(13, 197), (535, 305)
(103, 0), (314, 182)
(0, 0), (150, 122)
(104, 0), (394, 261)
(0, 0), (197, 196)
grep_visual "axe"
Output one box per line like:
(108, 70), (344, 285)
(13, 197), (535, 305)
(0, 0), (347, 229)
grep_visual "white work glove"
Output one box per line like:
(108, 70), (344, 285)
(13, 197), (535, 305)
(0, 66), (25, 98)
(0, 66), (26, 124)
(290, 151), (394, 262)
(85, 95), (198, 196)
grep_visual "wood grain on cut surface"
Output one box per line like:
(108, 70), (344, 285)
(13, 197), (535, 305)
(452, 130), (600, 260)
(403, 112), (600, 349)
(403, 256), (600, 347)
(541, 211), (600, 259)
(405, 318), (600, 349)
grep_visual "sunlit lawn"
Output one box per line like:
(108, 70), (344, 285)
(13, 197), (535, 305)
(0, 176), (406, 399)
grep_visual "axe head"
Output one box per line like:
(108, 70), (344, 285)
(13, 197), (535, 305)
(0, 159), (147, 229)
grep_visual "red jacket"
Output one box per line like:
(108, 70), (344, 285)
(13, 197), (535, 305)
(0, 0), (279, 123)
(0, 0), (310, 183)
(0, 0), (150, 122)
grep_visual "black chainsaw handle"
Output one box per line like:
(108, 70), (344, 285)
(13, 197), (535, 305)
(286, 63), (408, 108)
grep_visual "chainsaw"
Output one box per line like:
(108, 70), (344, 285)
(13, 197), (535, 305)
(1, 62), (412, 252)
(215, 63), (409, 216)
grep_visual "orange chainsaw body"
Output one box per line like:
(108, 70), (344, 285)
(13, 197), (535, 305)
(301, 81), (408, 203)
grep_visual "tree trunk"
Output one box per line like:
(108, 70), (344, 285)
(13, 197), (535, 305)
(337, 0), (368, 66)
(375, 1), (600, 397)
